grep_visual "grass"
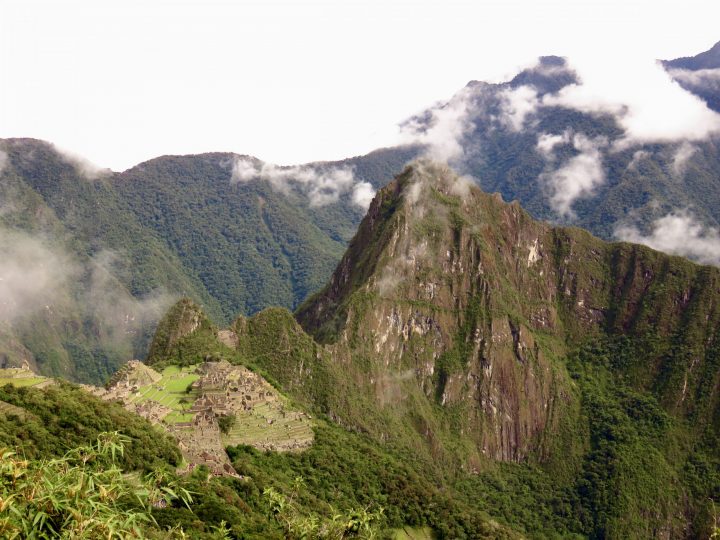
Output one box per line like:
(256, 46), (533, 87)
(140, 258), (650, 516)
(222, 399), (313, 449)
(0, 377), (45, 387)
(127, 365), (199, 424)
(0, 399), (30, 419)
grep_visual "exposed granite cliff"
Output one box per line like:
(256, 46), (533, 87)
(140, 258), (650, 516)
(296, 161), (720, 465)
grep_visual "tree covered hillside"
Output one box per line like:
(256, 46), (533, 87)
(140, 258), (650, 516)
(0, 138), (414, 383)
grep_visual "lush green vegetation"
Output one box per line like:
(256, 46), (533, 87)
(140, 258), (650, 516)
(113, 147), (415, 320)
(3, 51), (720, 536)
(0, 382), (181, 470)
(146, 299), (222, 367)
(0, 139), (413, 384)
(0, 433), (193, 539)
(149, 421), (521, 539)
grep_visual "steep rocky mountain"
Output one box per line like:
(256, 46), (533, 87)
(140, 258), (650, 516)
(220, 161), (720, 537)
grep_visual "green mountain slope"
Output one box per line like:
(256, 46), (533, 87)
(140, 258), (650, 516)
(113, 147), (416, 319)
(0, 138), (213, 382)
(57, 160), (718, 537)
(0, 138), (413, 383)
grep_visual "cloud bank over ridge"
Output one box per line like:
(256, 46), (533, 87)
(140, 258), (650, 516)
(230, 157), (374, 209)
(616, 211), (720, 266)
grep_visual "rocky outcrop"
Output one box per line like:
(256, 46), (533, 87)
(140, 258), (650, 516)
(296, 160), (720, 463)
(146, 298), (212, 364)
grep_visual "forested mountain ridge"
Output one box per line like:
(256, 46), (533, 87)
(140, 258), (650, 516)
(0, 137), (414, 382)
(113, 145), (416, 318)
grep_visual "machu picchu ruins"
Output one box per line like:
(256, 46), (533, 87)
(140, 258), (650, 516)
(92, 359), (314, 476)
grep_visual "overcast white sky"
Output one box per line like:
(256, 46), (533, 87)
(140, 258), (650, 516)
(1, 0), (718, 171)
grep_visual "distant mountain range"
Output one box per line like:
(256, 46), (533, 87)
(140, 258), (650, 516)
(403, 42), (720, 245)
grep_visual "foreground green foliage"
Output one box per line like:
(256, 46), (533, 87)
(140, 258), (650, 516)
(150, 422), (521, 539)
(264, 479), (385, 539)
(0, 432), (191, 539)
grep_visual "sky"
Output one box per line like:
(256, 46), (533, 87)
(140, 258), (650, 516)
(1, 0), (719, 171)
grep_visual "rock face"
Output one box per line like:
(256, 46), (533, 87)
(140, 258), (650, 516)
(296, 160), (720, 463)
(146, 298), (210, 364)
(105, 360), (162, 389)
(296, 162), (564, 461)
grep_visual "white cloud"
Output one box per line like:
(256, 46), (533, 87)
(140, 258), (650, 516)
(536, 130), (571, 158)
(53, 143), (111, 179)
(0, 223), (173, 359)
(399, 87), (474, 164)
(2, 0), (719, 171)
(671, 141), (698, 177)
(540, 133), (607, 217)
(499, 85), (540, 131)
(627, 149), (650, 171)
(230, 157), (369, 208)
(351, 181), (376, 210)
(451, 174), (474, 198)
(544, 59), (720, 145)
(615, 211), (720, 266)
(230, 157), (259, 182)
(0, 229), (76, 323)
(668, 67), (720, 94)
(84, 250), (174, 348)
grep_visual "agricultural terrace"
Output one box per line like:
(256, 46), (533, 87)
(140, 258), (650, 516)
(126, 365), (199, 424)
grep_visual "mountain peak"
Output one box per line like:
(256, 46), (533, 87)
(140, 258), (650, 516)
(662, 39), (720, 70)
(295, 160), (536, 344)
(295, 159), (720, 466)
